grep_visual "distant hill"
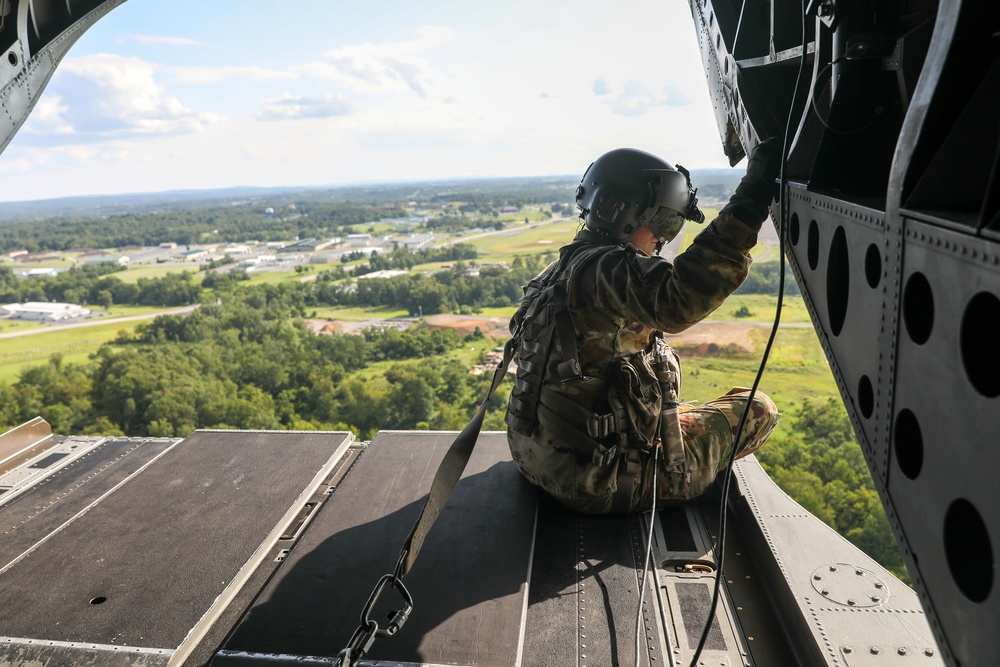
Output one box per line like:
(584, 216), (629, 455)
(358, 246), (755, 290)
(0, 170), (743, 224)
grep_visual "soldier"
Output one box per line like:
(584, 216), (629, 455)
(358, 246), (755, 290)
(505, 141), (782, 514)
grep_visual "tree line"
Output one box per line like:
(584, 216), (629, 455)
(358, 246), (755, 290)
(0, 201), (404, 253)
(352, 243), (480, 276)
(0, 264), (202, 309)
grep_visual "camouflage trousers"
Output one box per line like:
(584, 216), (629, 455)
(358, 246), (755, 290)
(632, 388), (780, 511)
(516, 388), (780, 514)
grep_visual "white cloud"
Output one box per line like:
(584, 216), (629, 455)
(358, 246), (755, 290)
(166, 65), (296, 85)
(257, 93), (351, 121)
(24, 96), (73, 135)
(20, 54), (217, 143)
(127, 35), (206, 46)
(606, 79), (695, 116)
(662, 84), (694, 106)
(306, 25), (455, 99)
(592, 78), (611, 96)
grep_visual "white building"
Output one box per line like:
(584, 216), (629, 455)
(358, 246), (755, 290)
(347, 233), (372, 247)
(1, 302), (91, 321)
(400, 233), (434, 250)
(178, 249), (209, 262)
(83, 255), (130, 266)
(18, 268), (60, 278)
(358, 270), (409, 280)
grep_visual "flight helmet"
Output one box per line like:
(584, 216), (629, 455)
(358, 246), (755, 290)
(575, 148), (704, 246)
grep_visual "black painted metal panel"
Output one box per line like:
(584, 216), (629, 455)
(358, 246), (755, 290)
(219, 431), (536, 667)
(784, 186), (899, 486)
(0, 430), (350, 651)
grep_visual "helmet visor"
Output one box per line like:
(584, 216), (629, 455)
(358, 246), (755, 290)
(646, 206), (685, 244)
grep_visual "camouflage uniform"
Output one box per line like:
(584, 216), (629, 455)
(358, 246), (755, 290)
(506, 212), (780, 514)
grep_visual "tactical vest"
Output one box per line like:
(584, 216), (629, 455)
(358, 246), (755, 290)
(505, 243), (686, 511)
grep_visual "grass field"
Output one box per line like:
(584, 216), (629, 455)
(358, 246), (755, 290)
(118, 264), (200, 283)
(678, 325), (839, 442)
(308, 305), (411, 320)
(0, 320), (142, 384)
(708, 293), (812, 324)
(469, 219), (579, 263)
(245, 267), (308, 285)
(0, 319), (43, 334)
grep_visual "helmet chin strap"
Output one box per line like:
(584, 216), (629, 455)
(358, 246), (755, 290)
(654, 238), (666, 255)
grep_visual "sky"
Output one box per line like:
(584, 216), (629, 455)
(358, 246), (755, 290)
(0, 0), (737, 202)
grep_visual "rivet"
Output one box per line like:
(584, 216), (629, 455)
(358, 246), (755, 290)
(898, 648), (907, 656)
(848, 598), (856, 605)
(871, 647), (880, 655)
(844, 646), (853, 654)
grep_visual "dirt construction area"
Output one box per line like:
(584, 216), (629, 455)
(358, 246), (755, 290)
(423, 315), (764, 355)
(306, 314), (767, 356)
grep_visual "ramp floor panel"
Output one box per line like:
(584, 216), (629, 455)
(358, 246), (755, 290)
(0, 438), (175, 566)
(0, 430), (352, 651)
(219, 431), (536, 667)
(524, 494), (659, 667)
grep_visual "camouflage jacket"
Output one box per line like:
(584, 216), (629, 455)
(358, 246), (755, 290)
(514, 212), (756, 379)
(505, 212), (757, 506)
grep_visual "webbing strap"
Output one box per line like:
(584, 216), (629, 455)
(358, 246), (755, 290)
(553, 284), (585, 381)
(397, 245), (609, 575)
(336, 332), (516, 667)
(612, 450), (642, 514)
(395, 332), (518, 578)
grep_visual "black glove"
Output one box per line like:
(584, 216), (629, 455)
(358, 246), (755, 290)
(720, 137), (782, 230)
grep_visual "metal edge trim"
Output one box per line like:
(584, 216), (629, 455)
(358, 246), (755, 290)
(0, 634), (174, 655)
(514, 489), (539, 667)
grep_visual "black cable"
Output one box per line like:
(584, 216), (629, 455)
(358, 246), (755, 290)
(687, 1), (811, 664)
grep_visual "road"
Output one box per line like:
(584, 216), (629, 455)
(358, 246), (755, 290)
(0, 305), (199, 340)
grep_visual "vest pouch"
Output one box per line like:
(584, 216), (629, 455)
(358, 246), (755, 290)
(607, 352), (662, 452)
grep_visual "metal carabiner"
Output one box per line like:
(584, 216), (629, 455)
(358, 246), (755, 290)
(361, 573), (414, 639)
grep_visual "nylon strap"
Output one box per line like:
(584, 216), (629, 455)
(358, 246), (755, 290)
(396, 244), (608, 577)
(395, 332), (518, 578)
